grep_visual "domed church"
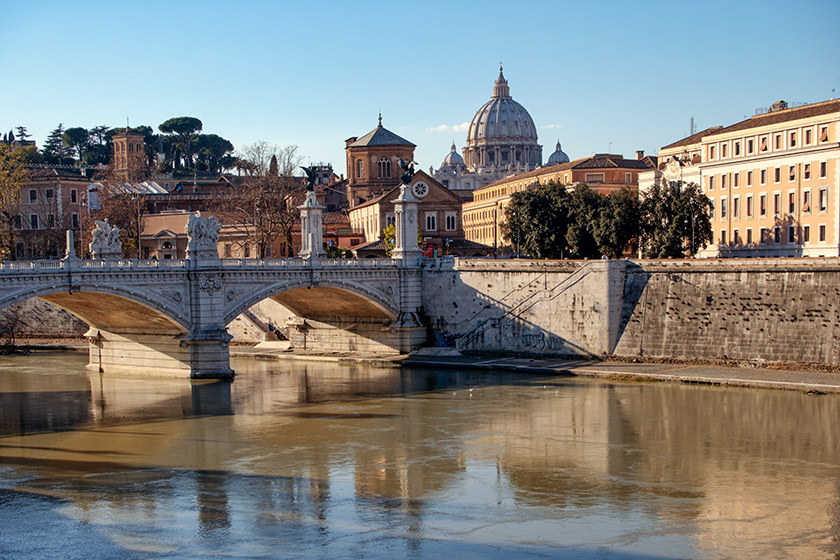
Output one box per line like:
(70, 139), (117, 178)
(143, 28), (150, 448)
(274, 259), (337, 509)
(434, 67), (544, 198)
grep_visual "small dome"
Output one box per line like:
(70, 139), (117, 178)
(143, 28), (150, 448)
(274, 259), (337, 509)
(547, 141), (569, 165)
(441, 143), (464, 167)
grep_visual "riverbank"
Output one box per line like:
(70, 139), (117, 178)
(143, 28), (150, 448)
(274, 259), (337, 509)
(231, 345), (840, 394)
(12, 339), (840, 394)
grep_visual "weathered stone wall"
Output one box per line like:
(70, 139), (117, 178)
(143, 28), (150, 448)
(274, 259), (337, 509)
(0, 298), (86, 339)
(422, 257), (840, 366)
(613, 258), (840, 365)
(421, 259), (626, 356)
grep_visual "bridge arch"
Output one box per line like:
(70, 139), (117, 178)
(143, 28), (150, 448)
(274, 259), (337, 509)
(224, 279), (398, 326)
(0, 286), (189, 334)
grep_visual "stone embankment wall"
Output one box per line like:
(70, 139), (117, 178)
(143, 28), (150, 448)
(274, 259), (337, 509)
(612, 258), (840, 366)
(0, 299), (86, 339)
(421, 259), (626, 357)
(422, 257), (840, 367)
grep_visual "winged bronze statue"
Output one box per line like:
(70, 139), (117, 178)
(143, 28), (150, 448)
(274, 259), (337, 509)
(398, 159), (415, 185)
(300, 166), (316, 192)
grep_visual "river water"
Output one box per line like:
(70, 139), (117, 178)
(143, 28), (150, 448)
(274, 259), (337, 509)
(0, 352), (838, 559)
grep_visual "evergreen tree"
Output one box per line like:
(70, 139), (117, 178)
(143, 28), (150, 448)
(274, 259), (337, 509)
(42, 123), (72, 164)
(14, 126), (29, 142)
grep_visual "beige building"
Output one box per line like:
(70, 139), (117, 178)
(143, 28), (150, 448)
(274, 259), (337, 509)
(638, 126), (722, 192)
(463, 153), (655, 253)
(698, 99), (840, 257)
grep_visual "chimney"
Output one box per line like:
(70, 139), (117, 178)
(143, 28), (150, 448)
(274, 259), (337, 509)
(636, 150), (645, 160)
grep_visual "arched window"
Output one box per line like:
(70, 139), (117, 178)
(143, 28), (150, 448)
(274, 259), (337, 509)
(356, 159), (363, 179)
(377, 157), (391, 178)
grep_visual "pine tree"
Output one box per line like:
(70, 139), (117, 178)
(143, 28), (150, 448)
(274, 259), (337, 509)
(14, 126), (29, 142)
(42, 124), (71, 163)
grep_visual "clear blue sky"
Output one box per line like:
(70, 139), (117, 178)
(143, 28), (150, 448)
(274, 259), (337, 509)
(3, 0), (839, 175)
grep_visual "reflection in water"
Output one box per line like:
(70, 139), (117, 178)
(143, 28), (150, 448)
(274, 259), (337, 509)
(0, 352), (838, 559)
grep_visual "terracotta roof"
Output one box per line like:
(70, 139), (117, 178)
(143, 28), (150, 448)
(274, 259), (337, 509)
(353, 239), (387, 251)
(660, 126), (724, 150)
(27, 167), (87, 179)
(706, 99), (840, 138)
(478, 154), (653, 191)
(347, 125), (415, 148)
(574, 155), (652, 170)
(323, 211), (350, 224)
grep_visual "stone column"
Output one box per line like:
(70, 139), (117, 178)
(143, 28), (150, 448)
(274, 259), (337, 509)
(183, 214), (234, 378)
(391, 184), (421, 266)
(298, 191), (325, 260)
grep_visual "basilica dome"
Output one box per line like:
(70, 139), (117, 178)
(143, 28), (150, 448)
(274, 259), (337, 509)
(547, 141), (570, 165)
(441, 143), (465, 167)
(463, 68), (542, 172)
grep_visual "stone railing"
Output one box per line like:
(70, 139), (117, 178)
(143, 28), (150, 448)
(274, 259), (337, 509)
(220, 258), (397, 268)
(0, 259), (188, 273)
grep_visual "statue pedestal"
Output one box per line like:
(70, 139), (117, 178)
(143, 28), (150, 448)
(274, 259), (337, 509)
(391, 185), (422, 266)
(298, 191), (326, 260)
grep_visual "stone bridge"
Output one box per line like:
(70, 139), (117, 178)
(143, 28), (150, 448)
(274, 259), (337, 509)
(0, 185), (427, 378)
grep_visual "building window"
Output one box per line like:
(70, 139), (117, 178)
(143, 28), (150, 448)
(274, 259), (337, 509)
(224, 244), (232, 258)
(746, 228), (753, 244)
(819, 224), (826, 242)
(774, 168), (781, 183)
(708, 199), (715, 218)
(760, 169), (767, 185)
(445, 213), (457, 231)
(45, 189), (53, 200)
(773, 193), (781, 215)
(803, 225), (810, 243)
(709, 145), (716, 159)
(820, 126), (829, 142)
(790, 132), (796, 147)
(425, 212), (437, 231)
(721, 144), (728, 158)
(377, 157), (391, 178)
(28, 189), (37, 203)
(733, 197), (740, 219)
(787, 226), (796, 244)
(774, 134), (782, 150)
(733, 229), (740, 244)
(820, 161), (827, 178)
(789, 166), (796, 182)
(759, 194), (767, 217)
(760, 227), (767, 243)
(773, 227), (781, 244)
(720, 198), (728, 218)
(29, 214), (38, 229)
(386, 213), (395, 227)
(13, 215), (21, 229)
(356, 159), (363, 179)
(805, 129), (812, 144)
(788, 192), (795, 214)
(70, 189), (77, 203)
(748, 139), (754, 153)
(804, 164), (811, 180)
(803, 190), (811, 213)
(720, 229), (727, 244)
(244, 245), (250, 258)
(71, 213), (79, 229)
(584, 173), (605, 183)
(819, 188), (828, 212)
(709, 176), (715, 190)
(721, 174), (727, 189)
(746, 195), (753, 217)
(625, 172), (632, 184)
(734, 141), (741, 156)
(734, 173), (739, 187)
(760, 137), (768, 152)
(747, 171), (753, 186)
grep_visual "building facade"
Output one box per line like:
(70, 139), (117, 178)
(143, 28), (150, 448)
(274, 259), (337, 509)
(345, 117), (416, 208)
(699, 99), (840, 257)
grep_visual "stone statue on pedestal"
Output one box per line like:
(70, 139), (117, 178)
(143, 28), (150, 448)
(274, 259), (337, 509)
(89, 219), (122, 260)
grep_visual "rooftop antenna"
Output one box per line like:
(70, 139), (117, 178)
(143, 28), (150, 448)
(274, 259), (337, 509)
(126, 117), (130, 129)
(690, 116), (696, 136)
(608, 141), (612, 153)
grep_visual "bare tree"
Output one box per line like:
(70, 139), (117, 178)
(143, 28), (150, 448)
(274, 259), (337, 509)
(212, 142), (304, 257)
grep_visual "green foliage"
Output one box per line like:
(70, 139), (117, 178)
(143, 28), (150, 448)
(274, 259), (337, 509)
(565, 184), (601, 259)
(42, 123), (73, 164)
(62, 127), (89, 161)
(194, 134), (234, 174)
(502, 180), (571, 259)
(594, 186), (640, 258)
(640, 181), (712, 258)
(159, 117), (203, 170)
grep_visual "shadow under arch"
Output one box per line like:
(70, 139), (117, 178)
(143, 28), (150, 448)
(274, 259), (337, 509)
(224, 280), (398, 326)
(0, 286), (189, 334)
